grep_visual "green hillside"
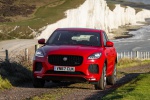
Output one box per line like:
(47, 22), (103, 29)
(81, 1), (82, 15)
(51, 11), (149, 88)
(0, 0), (85, 40)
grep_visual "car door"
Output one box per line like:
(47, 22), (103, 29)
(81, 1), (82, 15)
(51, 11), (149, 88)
(102, 32), (114, 72)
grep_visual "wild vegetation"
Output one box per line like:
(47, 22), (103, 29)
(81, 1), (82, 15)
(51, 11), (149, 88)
(0, 53), (32, 89)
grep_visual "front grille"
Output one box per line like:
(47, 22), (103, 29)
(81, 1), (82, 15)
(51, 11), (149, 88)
(45, 70), (85, 75)
(48, 55), (83, 66)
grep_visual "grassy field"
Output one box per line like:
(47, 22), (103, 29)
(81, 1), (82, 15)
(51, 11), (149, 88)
(103, 73), (150, 100)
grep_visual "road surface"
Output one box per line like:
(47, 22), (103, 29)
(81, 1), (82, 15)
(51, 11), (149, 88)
(0, 39), (38, 59)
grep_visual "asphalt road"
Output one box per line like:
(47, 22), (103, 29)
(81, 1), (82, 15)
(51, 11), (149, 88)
(0, 39), (37, 59)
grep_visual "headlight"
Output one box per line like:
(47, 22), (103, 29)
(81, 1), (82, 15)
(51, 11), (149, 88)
(35, 49), (44, 57)
(88, 53), (101, 59)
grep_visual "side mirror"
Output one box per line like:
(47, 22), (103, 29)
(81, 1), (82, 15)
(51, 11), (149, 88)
(38, 38), (45, 44)
(106, 41), (114, 47)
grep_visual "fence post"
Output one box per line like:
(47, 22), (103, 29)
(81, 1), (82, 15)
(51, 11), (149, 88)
(5, 50), (9, 62)
(25, 48), (29, 61)
(117, 53), (119, 61)
(123, 52), (126, 58)
(35, 45), (39, 52)
(121, 52), (123, 59)
(128, 52), (130, 58)
(136, 51), (139, 59)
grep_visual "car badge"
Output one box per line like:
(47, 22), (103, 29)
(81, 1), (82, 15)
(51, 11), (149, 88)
(63, 57), (67, 61)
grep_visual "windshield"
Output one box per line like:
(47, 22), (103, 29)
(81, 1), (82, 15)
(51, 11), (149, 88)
(46, 30), (101, 47)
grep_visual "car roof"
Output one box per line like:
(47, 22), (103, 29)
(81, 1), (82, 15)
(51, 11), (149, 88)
(56, 28), (104, 33)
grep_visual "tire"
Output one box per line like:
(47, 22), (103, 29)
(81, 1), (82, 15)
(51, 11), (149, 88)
(33, 78), (45, 88)
(107, 63), (117, 85)
(94, 64), (107, 90)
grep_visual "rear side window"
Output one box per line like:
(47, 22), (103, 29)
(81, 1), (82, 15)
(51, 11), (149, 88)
(46, 30), (101, 47)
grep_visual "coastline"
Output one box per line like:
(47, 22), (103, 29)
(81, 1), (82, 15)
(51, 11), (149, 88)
(110, 18), (150, 40)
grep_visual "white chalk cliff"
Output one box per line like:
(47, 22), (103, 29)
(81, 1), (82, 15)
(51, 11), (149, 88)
(37, 0), (150, 39)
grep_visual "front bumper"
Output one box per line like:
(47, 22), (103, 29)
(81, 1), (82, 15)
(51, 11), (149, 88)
(33, 56), (105, 82)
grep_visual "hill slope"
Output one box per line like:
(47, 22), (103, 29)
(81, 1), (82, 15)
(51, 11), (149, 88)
(0, 0), (150, 40)
(0, 0), (85, 40)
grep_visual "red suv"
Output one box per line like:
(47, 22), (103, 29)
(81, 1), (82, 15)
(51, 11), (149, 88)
(33, 28), (117, 90)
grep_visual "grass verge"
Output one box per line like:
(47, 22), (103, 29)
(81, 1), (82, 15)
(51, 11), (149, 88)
(102, 73), (150, 100)
(117, 58), (150, 69)
(102, 59), (150, 99)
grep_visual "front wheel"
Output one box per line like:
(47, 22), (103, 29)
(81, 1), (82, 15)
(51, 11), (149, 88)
(107, 63), (117, 85)
(94, 64), (107, 90)
(33, 78), (45, 88)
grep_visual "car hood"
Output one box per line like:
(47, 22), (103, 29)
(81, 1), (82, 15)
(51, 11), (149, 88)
(41, 45), (103, 57)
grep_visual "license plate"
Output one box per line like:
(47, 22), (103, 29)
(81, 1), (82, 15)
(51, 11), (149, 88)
(54, 66), (75, 72)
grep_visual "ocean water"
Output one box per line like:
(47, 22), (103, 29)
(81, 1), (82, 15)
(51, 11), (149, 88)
(126, 0), (150, 4)
(113, 24), (150, 52)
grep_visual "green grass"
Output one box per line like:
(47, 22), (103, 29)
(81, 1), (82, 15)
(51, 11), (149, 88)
(102, 59), (150, 100)
(102, 73), (150, 100)
(0, 75), (12, 90)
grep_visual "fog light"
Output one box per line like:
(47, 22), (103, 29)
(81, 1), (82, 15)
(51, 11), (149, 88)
(88, 64), (99, 73)
(35, 62), (43, 71)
